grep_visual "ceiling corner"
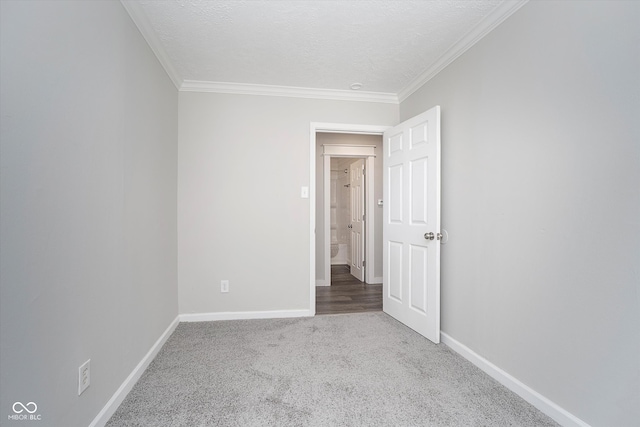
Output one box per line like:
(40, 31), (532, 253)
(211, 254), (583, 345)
(120, 0), (183, 90)
(397, 0), (529, 103)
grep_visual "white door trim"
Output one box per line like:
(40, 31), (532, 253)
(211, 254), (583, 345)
(322, 144), (377, 157)
(309, 123), (391, 314)
(322, 152), (373, 286)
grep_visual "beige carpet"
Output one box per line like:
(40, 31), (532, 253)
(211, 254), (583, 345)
(106, 312), (558, 426)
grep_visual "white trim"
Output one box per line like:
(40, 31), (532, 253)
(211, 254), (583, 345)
(322, 144), (377, 157)
(88, 315), (180, 427)
(365, 156), (376, 285)
(123, 0), (525, 103)
(120, 1), (183, 90)
(322, 145), (379, 287)
(180, 80), (398, 104)
(316, 280), (330, 287)
(179, 309), (312, 322)
(324, 144), (377, 148)
(323, 155), (331, 287)
(398, 0), (529, 102)
(314, 123), (391, 135)
(310, 125), (317, 316)
(441, 332), (591, 427)
(370, 276), (383, 285)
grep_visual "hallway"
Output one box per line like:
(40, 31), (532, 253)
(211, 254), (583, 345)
(315, 265), (382, 315)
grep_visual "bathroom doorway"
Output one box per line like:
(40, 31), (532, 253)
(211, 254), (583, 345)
(329, 157), (365, 280)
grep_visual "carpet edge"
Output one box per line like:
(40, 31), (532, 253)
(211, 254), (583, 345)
(88, 315), (180, 427)
(441, 332), (590, 427)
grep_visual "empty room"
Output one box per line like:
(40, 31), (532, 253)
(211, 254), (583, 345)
(1, 1), (638, 426)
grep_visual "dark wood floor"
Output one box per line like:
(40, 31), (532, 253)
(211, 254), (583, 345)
(316, 265), (382, 315)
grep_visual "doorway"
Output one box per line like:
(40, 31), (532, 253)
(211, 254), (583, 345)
(311, 127), (386, 314)
(315, 134), (382, 287)
(329, 157), (365, 280)
(316, 155), (383, 315)
(310, 108), (441, 343)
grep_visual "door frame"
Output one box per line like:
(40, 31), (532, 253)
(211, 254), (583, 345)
(323, 153), (371, 285)
(309, 123), (391, 314)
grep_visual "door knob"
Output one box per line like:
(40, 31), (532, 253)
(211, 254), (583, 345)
(348, 224), (353, 229)
(424, 232), (434, 240)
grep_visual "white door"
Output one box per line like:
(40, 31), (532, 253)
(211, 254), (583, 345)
(383, 106), (441, 343)
(350, 159), (365, 282)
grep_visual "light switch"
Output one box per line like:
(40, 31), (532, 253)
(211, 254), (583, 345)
(301, 186), (309, 199)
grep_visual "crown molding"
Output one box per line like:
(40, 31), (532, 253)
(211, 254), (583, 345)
(180, 80), (399, 104)
(120, 0), (183, 90)
(121, 0), (525, 104)
(398, 0), (529, 103)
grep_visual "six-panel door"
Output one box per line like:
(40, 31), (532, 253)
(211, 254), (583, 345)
(383, 106), (441, 343)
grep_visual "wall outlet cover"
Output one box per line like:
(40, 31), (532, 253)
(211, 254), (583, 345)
(78, 359), (90, 395)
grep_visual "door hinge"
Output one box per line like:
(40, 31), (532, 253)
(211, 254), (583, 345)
(362, 214), (365, 221)
(363, 260), (366, 267)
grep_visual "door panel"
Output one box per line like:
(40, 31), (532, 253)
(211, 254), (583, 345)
(409, 244), (428, 313)
(383, 106), (441, 343)
(388, 240), (403, 302)
(410, 157), (428, 225)
(350, 159), (365, 282)
(388, 165), (403, 223)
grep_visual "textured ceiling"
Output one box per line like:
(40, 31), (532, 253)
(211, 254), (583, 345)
(134, 0), (511, 95)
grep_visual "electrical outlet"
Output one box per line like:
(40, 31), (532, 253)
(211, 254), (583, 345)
(78, 359), (90, 395)
(221, 280), (229, 293)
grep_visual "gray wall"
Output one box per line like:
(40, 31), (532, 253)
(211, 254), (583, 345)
(400, 1), (639, 426)
(0, 2), (178, 426)
(2, 1), (637, 426)
(315, 133), (384, 284)
(177, 92), (396, 314)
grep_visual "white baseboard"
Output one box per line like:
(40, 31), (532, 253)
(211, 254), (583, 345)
(440, 332), (590, 427)
(89, 315), (180, 427)
(370, 276), (383, 285)
(180, 309), (313, 322)
(316, 279), (330, 286)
